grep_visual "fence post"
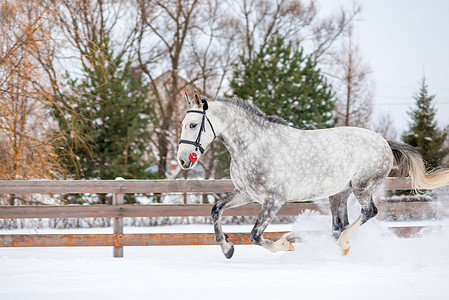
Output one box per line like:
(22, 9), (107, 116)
(113, 177), (125, 258)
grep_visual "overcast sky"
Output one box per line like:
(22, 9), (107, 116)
(319, 0), (449, 137)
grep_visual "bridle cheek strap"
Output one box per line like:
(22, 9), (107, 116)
(179, 106), (216, 155)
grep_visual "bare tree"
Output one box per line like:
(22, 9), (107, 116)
(371, 113), (398, 140)
(227, 0), (360, 62)
(333, 27), (374, 127)
(136, 0), (203, 179)
(229, 0), (315, 60)
(0, 0), (66, 204)
(186, 0), (239, 96)
(56, 0), (140, 76)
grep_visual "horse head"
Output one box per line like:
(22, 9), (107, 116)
(177, 91), (216, 170)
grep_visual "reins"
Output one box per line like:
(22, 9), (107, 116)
(179, 100), (216, 154)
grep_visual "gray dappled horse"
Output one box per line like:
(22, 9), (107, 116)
(177, 92), (449, 259)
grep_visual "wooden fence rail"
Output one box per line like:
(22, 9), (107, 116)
(0, 177), (412, 194)
(0, 178), (446, 257)
(0, 203), (328, 219)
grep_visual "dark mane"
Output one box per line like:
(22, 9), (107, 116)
(209, 96), (289, 126)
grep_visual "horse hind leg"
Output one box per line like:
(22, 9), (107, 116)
(338, 198), (378, 255)
(329, 185), (352, 240)
(338, 179), (381, 255)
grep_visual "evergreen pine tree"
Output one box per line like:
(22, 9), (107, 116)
(53, 35), (156, 203)
(230, 35), (336, 129)
(402, 76), (449, 170)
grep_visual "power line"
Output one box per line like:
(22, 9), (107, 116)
(378, 84), (449, 91)
(375, 102), (449, 105)
(376, 95), (449, 100)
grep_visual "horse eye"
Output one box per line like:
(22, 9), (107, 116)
(189, 123), (197, 129)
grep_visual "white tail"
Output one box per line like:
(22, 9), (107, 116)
(388, 141), (449, 190)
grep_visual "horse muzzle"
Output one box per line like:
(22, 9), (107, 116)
(177, 152), (199, 170)
(178, 158), (195, 170)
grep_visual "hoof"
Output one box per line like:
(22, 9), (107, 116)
(338, 236), (350, 255)
(224, 244), (234, 259)
(282, 233), (295, 251)
(288, 243), (295, 251)
(268, 237), (295, 253)
(221, 242), (234, 259)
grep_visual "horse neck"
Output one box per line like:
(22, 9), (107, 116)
(208, 101), (264, 156)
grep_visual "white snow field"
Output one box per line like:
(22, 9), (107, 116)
(1, 214), (449, 300)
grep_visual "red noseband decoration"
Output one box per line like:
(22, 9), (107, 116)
(189, 153), (198, 163)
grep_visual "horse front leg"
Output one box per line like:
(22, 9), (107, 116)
(249, 198), (295, 253)
(211, 189), (251, 259)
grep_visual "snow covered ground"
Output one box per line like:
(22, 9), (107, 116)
(1, 214), (449, 300)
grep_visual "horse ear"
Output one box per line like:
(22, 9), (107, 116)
(184, 92), (191, 105)
(193, 91), (203, 108)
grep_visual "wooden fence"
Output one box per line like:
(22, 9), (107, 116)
(0, 178), (447, 257)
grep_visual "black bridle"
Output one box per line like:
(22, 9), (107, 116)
(179, 100), (216, 154)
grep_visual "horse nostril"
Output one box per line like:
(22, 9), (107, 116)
(179, 159), (185, 167)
